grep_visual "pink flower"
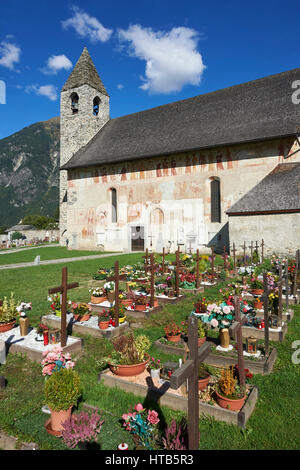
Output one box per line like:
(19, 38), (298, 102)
(210, 318), (219, 328)
(135, 403), (144, 412)
(42, 363), (55, 376)
(147, 410), (159, 425)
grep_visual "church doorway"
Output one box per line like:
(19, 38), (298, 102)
(131, 226), (144, 251)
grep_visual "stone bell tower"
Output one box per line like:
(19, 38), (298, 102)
(59, 47), (110, 244)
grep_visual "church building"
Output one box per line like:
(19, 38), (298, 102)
(59, 47), (300, 256)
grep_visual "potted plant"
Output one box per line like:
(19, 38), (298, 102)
(98, 310), (111, 329)
(198, 364), (211, 391)
(215, 366), (246, 411)
(197, 321), (207, 346)
(47, 294), (72, 317)
(36, 323), (48, 342)
(0, 293), (18, 333)
(104, 281), (115, 303)
(253, 297), (263, 309)
(119, 291), (133, 307)
(41, 345), (75, 377)
(207, 302), (234, 348)
(61, 410), (104, 449)
(164, 322), (181, 343)
(193, 297), (208, 314)
(148, 357), (161, 380)
(249, 277), (264, 295)
(72, 302), (91, 322)
(134, 295), (148, 311)
(101, 332), (151, 376)
(89, 287), (107, 304)
(44, 368), (81, 435)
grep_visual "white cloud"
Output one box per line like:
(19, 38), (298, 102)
(62, 6), (113, 43)
(25, 84), (58, 101)
(41, 54), (73, 75)
(118, 25), (206, 94)
(117, 83), (124, 90)
(0, 39), (21, 70)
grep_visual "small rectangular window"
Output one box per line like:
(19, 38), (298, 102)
(111, 188), (117, 223)
(211, 179), (221, 223)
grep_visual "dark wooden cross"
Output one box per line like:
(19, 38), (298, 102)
(261, 239), (265, 262)
(210, 246), (215, 281)
(249, 241), (253, 265)
(222, 246), (228, 276)
(175, 250), (180, 297)
(114, 261), (120, 328)
(278, 265), (283, 326)
(261, 272), (270, 357)
(169, 316), (211, 450)
(232, 296), (246, 393)
(196, 249), (201, 289)
(150, 253), (155, 308)
(293, 249), (299, 304)
(144, 248), (149, 276)
(48, 267), (79, 347)
(285, 261), (289, 309)
(242, 241), (247, 266)
(162, 247), (166, 274)
(255, 241), (259, 262)
(232, 242), (237, 274)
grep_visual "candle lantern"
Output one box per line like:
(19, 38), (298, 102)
(246, 336), (257, 354)
(161, 361), (179, 380)
(43, 329), (49, 346)
(269, 315), (282, 329)
(49, 328), (61, 344)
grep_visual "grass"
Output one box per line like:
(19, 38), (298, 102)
(0, 246), (116, 266)
(0, 252), (300, 450)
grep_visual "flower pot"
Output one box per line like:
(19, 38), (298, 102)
(251, 289), (264, 295)
(166, 334), (181, 343)
(253, 301), (263, 309)
(74, 313), (91, 322)
(215, 390), (246, 411)
(0, 320), (16, 333)
(119, 316), (127, 324)
(46, 406), (72, 434)
(198, 336), (207, 347)
(219, 329), (230, 349)
(55, 309), (61, 317)
(99, 320), (110, 330)
(198, 373), (210, 391)
(109, 355), (150, 377)
(91, 296), (107, 304)
(135, 304), (147, 311)
(121, 299), (133, 307)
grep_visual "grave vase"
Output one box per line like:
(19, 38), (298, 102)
(19, 315), (29, 336)
(219, 328), (230, 349)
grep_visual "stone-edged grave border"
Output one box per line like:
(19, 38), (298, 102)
(97, 368), (258, 429)
(240, 323), (287, 342)
(153, 338), (278, 375)
(41, 314), (130, 340)
(179, 287), (205, 295)
(0, 325), (82, 364)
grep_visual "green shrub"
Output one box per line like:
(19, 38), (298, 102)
(44, 369), (81, 411)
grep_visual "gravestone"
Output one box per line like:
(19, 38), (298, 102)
(34, 256), (40, 266)
(0, 339), (6, 364)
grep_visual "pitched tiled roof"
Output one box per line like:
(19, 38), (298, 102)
(227, 163), (300, 214)
(61, 67), (300, 170)
(62, 47), (109, 96)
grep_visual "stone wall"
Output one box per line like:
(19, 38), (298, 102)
(64, 135), (300, 252)
(228, 212), (300, 257)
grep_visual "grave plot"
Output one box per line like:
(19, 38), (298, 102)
(98, 316), (258, 433)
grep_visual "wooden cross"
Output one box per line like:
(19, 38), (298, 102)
(285, 261), (289, 309)
(114, 261), (120, 328)
(150, 253), (155, 308)
(48, 267), (79, 347)
(293, 249), (299, 303)
(261, 272), (270, 357)
(261, 239), (265, 262)
(175, 250), (180, 297)
(144, 248), (149, 275)
(210, 246), (215, 281)
(249, 241), (253, 265)
(162, 247), (166, 274)
(196, 249), (200, 289)
(255, 241), (259, 261)
(232, 242), (237, 274)
(242, 241), (247, 266)
(169, 316), (211, 450)
(278, 265), (283, 326)
(233, 296), (246, 393)
(222, 246), (228, 275)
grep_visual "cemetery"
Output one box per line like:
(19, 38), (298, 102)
(0, 243), (299, 450)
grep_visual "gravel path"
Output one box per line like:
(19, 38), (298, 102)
(0, 252), (125, 270)
(0, 244), (59, 255)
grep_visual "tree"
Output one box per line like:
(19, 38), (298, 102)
(11, 231), (23, 240)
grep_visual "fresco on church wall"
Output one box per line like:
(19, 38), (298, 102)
(66, 136), (300, 251)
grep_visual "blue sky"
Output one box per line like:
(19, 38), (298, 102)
(0, 0), (300, 139)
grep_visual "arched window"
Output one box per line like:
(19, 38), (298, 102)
(70, 92), (79, 114)
(111, 188), (117, 223)
(210, 177), (221, 223)
(93, 96), (100, 116)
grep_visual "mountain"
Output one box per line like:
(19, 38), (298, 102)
(0, 117), (60, 228)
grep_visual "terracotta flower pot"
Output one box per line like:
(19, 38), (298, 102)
(198, 336), (207, 347)
(251, 289), (264, 295)
(73, 314), (91, 322)
(47, 406), (72, 434)
(198, 373), (210, 391)
(99, 320), (110, 330)
(91, 295), (107, 304)
(135, 304), (147, 311)
(121, 299), (133, 307)
(253, 301), (263, 309)
(108, 354), (150, 377)
(0, 320), (16, 333)
(215, 390), (246, 411)
(166, 334), (181, 343)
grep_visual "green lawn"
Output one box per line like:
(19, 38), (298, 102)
(0, 246), (116, 266)
(0, 252), (299, 450)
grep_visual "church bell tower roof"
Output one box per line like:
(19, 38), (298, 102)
(62, 47), (109, 96)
